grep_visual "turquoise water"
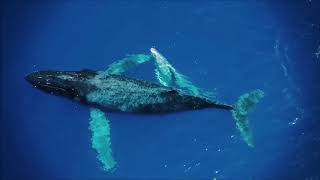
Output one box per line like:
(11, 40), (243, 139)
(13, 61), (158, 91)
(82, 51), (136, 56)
(2, 1), (320, 179)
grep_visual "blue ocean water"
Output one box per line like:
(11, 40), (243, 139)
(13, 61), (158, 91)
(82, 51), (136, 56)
(2, 1), (320, 179)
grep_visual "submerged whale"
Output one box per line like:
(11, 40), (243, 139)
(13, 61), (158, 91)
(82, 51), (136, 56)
(25, 70), (233, 113)
(25, 49), (264, 171)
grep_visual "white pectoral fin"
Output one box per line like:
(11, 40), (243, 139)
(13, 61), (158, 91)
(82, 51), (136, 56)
(155, 68), (169, 87)
(102, 54), (151, 76)
(151, 47), (201, 96)
(89, 108), (117, 172)
(174, 71), (200, 96)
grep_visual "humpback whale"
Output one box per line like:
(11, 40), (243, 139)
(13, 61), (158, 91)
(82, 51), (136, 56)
(25, 48), (264, 172)
(25, 70), (233, 113)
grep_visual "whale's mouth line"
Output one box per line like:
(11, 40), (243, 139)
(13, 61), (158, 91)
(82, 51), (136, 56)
(30, 81), (69, 93)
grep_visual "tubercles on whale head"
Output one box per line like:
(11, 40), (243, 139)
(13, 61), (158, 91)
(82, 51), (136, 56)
(25, 70), (97, 101)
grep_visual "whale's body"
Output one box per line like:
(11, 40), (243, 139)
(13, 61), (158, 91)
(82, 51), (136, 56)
(25, 69), (233, 114)
(25, 50), (264, 171)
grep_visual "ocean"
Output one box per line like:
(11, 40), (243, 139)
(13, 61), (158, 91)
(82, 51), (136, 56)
(2, 1), (320, 179)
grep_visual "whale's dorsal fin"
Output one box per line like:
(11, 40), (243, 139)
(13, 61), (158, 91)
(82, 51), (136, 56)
(160, 89), (179, 96)
(89, 108), (117, 172)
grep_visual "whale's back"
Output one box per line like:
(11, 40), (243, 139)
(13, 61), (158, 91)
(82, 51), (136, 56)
(84, 75), (228, 113)
(85, 75), (175, 112)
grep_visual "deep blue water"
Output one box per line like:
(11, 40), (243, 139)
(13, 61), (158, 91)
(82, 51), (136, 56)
(2, 1), (320, 179)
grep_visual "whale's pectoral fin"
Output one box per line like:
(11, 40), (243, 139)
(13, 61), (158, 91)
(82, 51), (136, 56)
(231, 89), (265, 147)
(150, 48), (202, 96)
(89, 108), (117, 172)
(101, 54), (151, 76)
(172, 71), (201, 96)
(155, 68), (170, 87)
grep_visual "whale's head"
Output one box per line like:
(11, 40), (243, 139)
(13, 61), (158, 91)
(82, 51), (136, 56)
(25, 69), (98, 101)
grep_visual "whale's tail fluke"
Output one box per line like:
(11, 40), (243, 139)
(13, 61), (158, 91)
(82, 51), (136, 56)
(231, 89), (264, 147)
(149, 47), (265, 147)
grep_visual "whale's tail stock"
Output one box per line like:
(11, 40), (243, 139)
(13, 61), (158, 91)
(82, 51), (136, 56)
(149, 48), (265, 147)
(231, 89), (265, 147)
